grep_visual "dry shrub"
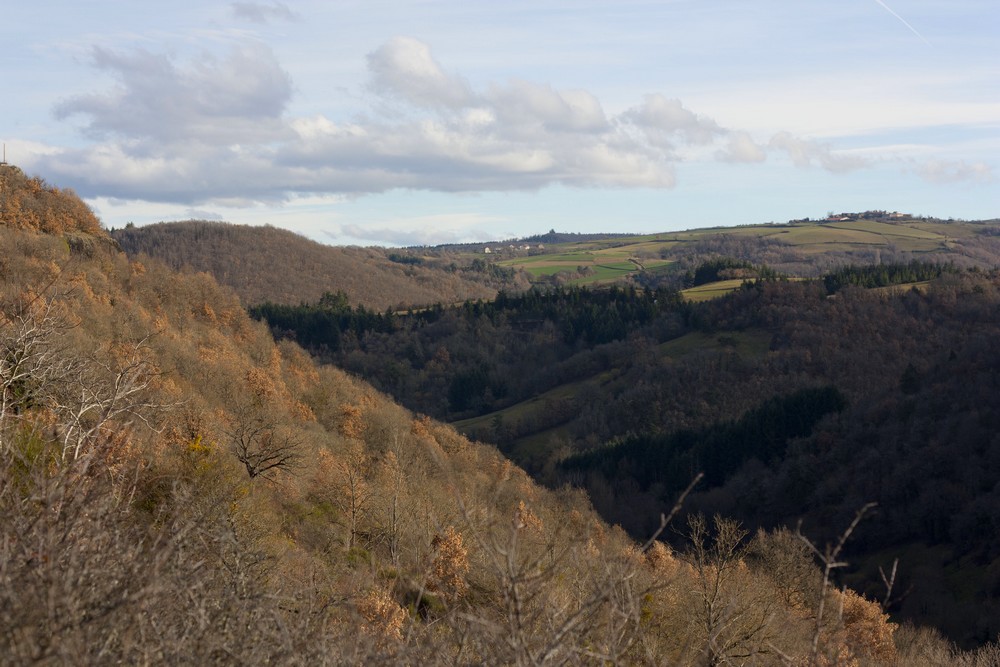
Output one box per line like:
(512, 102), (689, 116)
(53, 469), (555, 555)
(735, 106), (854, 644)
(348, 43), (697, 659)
(340, 403), (365, 440)
(837, 588), (897, 663)
(431, 525), (470, 600)
(357, 586), (407, 646)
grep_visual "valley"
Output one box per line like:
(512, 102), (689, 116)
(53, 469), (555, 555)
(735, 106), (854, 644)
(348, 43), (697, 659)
(3, 166), (1000, 661)
(118, 210), (1000, 648)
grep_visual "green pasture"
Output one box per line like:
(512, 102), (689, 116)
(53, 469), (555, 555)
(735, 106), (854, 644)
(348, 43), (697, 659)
(627, 240), (681, 254)
(775, 225), (888, 246)
(659, 329), (772, 360)
(489, 217), (990, 287)
(500, 248), (646, 284)
(452, 379), (591, 434)
(833, 220), (941, 239)
(911, 221), (981, 239)
(453, 328), (774, 466)
(680, 279), (747, 301)
(825, 220), (948, 251)
(635, 259), (674, 274)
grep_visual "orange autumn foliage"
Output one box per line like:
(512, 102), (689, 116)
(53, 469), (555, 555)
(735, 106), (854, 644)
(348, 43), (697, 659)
(0, 165), (102, 235)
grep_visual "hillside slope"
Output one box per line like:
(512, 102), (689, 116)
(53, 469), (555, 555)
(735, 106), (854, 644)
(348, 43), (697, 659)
(257, 265), (1000, 648)
(3, 168), (996, 664)
(112, 220), (529, 309)
(494, 214), (1000, 289)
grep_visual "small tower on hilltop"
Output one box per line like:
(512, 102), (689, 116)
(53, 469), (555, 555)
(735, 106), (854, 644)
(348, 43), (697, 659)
(0, 143), (7, 166)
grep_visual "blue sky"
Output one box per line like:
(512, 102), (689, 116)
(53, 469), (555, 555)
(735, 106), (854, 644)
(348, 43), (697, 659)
(2, 1), (997, 246)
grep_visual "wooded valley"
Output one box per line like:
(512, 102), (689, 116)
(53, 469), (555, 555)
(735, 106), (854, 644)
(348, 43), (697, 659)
(4, 165), (1000, 664)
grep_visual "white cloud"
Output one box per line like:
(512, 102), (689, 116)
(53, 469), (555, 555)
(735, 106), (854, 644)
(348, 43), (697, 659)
(367, 37), (474, 110)
(333, 213), (504, 246)
(231, 2), (296, 24)
(718, 132), (766, 163)
(768, 132), (868, 173)
(624, 94), (724, 148)
(487, 79), (609, 135)
(183, 208), (227, 221)
(53, 42), (293, 145)
(35, 35), (908, 209)
(916, 159), (994, 185)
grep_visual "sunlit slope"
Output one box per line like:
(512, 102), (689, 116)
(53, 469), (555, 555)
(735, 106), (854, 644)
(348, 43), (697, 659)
(496, 217), (999, 286)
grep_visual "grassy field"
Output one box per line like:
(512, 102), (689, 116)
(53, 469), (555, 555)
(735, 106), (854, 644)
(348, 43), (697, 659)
(488, 217), (987, 286)
(658, 329), (773, 359)
(500, 248), (671, 284)
(680, 279), (747, 301)
(452, 374), (604, 435)
(871, 280), (932, 295)
(452, 329), (773, 466)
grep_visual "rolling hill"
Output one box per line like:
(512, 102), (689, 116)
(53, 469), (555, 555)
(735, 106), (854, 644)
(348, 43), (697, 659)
(111, 220), (530, 310)
(254, 262), (1000, 647)
(491, 213), (1000, 290)
(5, 164), (999, 662)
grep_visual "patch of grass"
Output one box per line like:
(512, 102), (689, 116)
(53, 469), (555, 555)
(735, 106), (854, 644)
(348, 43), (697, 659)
(871, 280), (932, 295)
(680, 279), (747, 301)
(659, 330), (772, 360)
(778, 226), (888, 246)
(832, 220), (942, 240)
(453, 377), (594, 434)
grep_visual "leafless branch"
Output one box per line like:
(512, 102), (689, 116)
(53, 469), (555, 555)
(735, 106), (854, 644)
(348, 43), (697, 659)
(796, 502), (877, 666)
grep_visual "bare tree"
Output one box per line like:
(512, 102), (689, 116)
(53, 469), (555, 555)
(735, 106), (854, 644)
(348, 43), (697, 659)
(797, 502), (877, 666)
(0, 295), (75, 428)
(683, 513), (778, 666)
(448, 474), (702, 666)
(334, 448), (375, 549)
(225, 398), (301, 479)
(1, 294), (162, 462)
(56, 337), (161, 461)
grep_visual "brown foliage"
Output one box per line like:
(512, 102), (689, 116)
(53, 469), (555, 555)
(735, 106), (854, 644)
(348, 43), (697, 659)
(112, 219), (528, 310)
(431, 525), (470, 600)
(833, 587), (898, 664)
(0, 166), (102, 235)
(339, 403), (365, 440)
(356, 586), (407, 646)
(2, 194), (993, 664)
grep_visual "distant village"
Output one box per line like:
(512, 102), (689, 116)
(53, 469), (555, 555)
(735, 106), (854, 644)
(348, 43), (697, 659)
(823, 210), (912, 222)
(482, 242), (544, 255)
(780, 210), (926, 225)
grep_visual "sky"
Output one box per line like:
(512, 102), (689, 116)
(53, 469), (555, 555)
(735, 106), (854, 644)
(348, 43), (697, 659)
(2, 1), (997, 246)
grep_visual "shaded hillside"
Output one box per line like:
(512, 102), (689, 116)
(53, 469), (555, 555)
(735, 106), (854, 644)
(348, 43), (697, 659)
(112, 220), (529, 309)
(554, 276), (1000, 647)
(256, 267), (1000, 648)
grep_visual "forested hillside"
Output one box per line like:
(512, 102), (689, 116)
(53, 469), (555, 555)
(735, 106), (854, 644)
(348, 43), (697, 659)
(0, 164), (102, 235)
(14, 166), (1000, 664)
(254, 265), (1000, 648)
(7, 166), (1000, 663)
(112, 220), (530, 310)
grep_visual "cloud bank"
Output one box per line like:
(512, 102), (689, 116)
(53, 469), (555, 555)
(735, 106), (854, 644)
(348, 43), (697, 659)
(39, 37), (878, 206)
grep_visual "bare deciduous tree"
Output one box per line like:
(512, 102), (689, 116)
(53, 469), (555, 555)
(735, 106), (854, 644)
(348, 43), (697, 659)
(1, 294), (163, 462)
(684, 513), (779, 666)
(56, 337), (161, 461)
(0, 295), (75, 428)
(797, 502), (878, 666)
(226, 398), (301, 479)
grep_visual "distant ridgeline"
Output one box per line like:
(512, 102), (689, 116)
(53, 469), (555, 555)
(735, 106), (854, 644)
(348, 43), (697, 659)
(431, 230), (634, 252)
